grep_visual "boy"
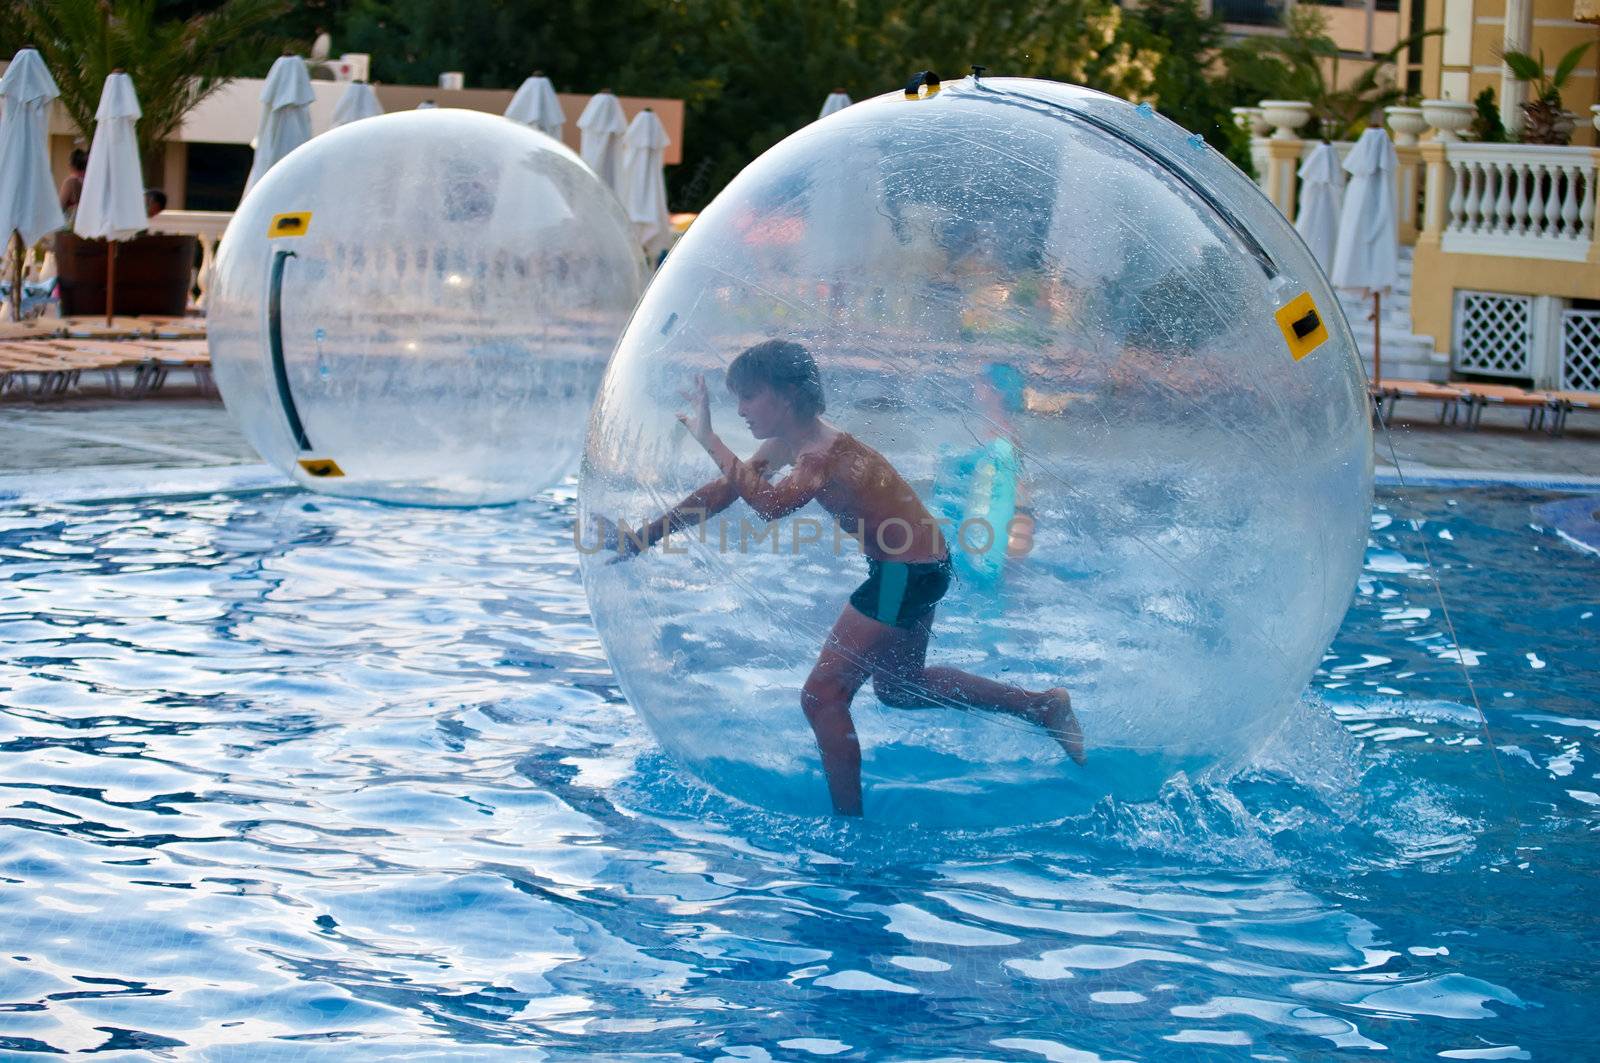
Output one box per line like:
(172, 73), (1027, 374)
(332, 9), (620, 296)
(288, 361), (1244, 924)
(618, 339), (1083, 816)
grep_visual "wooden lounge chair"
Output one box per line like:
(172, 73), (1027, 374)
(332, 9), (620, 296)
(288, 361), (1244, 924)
(0, 338), (174, 399)
(59, 316), (161, 340)
(1451, 381), (1560, 431)
(0, 346), (82, 398)
(1545, 390), (1599, 436)
(0, 319), (64, 341)
(1372, 379), (1471, 427)
(135, 339), (212, 394)
(139, 316), (206, 340)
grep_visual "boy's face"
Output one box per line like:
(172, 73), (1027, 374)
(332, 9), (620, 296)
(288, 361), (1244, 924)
(732, 383), (790, 439)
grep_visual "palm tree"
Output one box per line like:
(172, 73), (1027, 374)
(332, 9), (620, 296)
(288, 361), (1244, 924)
(1501, 43), (1593, 145)
(14, 0), (292, 177)
(1230, 6), (1442, 141)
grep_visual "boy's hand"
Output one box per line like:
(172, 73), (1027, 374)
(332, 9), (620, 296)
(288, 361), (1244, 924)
(676, 373), (715, 449)
(588, 513), (640, 563)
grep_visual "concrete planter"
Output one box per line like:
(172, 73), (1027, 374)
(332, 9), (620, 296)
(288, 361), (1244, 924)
(1384, 106), (1428, 146)
(1421, 99), (1474, 142)
(1230, 105), (1271, 138)
(1259, 100), (1312, 140)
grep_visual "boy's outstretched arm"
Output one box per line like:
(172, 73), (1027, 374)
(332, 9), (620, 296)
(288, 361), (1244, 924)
(623, 463), (767, 555)
(711, 445), (826, 522)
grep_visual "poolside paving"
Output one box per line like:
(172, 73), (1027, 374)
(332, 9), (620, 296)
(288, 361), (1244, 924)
(0, 398), (257, 473)
(0, 396), (1596, 494)
(1375, 407), (1600, 484)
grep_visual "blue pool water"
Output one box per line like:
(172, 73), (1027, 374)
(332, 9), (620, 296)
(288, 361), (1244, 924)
(0, 483), (1595, 1059)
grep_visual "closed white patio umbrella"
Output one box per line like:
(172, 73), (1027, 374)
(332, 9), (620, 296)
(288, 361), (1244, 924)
(330, 81), (383, 129)
(621, 108), (672, 260)
(0, 48), (65, 321)
(1294, 141), (1344, 272)
(244, 54), (314, 196)
(506, 75), (565, 140)
(74, 70), (147, 325)
(819, 90), (851, 120)
(1330, 127), (1399, 386)
(578, 91), (628, 194)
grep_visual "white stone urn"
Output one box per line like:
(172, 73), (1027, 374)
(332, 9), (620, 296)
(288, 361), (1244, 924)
(1259, 100), (1313, 140)
(1230, 105), (1271, 138)
(1384, 105), (1428, 146)
(1421, 99), (1475, 142)
(1592, 104), (1600, 133)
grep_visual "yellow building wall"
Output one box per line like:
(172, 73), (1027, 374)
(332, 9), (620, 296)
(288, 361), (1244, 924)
(1412, 242), (1600, 358)
(1423, 0), (1599, 145)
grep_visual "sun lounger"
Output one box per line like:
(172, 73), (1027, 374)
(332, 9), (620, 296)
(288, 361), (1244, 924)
(1545, 390), (1599, 436)
(0, 346), (83, 398)
(1451, 382), (1561, 431)
(1371, 379), (1471, 427)
(137, 340), (214, 395)
(0, 319), (64, 341)
(0, 337), (211, 400)
(28, 340), (161, 397)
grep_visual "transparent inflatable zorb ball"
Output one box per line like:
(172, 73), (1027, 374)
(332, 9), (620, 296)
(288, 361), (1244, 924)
(209, 109), (644, 505)
(579, 77), (1371, 826)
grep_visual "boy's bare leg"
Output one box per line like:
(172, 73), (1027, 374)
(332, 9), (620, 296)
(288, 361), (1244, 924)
(801, 607), (910, 816)
(872, 611), (1086, 764)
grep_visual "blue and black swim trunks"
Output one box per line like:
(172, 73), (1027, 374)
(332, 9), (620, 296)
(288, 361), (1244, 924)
(849, 555), (954, 629)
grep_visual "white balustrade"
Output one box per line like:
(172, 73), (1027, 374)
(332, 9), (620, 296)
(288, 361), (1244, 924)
(1440, 144), (1595, 261)
(147, 209), (234, 309)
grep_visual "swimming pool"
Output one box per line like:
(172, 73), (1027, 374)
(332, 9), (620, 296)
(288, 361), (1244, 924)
(0, 482), (1594, 1058)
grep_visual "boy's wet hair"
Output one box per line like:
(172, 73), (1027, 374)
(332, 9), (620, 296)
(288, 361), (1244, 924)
(70, 148), (89, 171)
(726, 340), (825, 417)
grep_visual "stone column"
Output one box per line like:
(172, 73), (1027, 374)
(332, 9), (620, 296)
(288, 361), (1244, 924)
(1394, 143), (1423, 245)
(1529, 296), (1564, 390)
(1417, 140), (1450, 248)
(1501, 0), (1534, 135)
(1413, 140), (1454, 367)
(1265, 138), (1304, 220)
(162, 143), (189, 211)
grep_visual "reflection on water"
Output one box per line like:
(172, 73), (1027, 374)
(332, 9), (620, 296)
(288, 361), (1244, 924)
(0, 485), (1593, 1057)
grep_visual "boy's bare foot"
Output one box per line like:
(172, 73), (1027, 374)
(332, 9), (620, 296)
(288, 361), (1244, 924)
(1037, 688), (1085, 765)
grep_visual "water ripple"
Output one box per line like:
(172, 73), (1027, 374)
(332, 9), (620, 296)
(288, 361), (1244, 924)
(0, 485), (1593, 1058)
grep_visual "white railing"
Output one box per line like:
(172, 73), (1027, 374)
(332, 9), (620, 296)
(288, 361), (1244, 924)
(147, 209), (233, 309)
(1441, 143), (1595, 262)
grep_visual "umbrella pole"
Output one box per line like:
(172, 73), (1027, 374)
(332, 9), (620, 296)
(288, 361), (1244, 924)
(105, 241), (116, 327)
(9, 233), (23, 323)
(1372, 291), (1382, 390)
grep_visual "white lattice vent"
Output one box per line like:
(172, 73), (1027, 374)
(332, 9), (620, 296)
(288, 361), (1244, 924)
(1562, 309), (1600, 393)
(1453, 291), (1532, 377)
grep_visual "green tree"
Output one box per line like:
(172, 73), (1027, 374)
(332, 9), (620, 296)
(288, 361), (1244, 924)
(12, 0), (291, 175)
(329, 0), (1161, 211)
(1502, 43), (1593, 144)
(1471, 86), (1507, 143)
(1223, 6), (1441, 141)
(1126, 0), (1250, 168)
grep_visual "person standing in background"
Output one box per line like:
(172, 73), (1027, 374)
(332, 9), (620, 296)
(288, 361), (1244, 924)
(58, 148), (88, 224)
